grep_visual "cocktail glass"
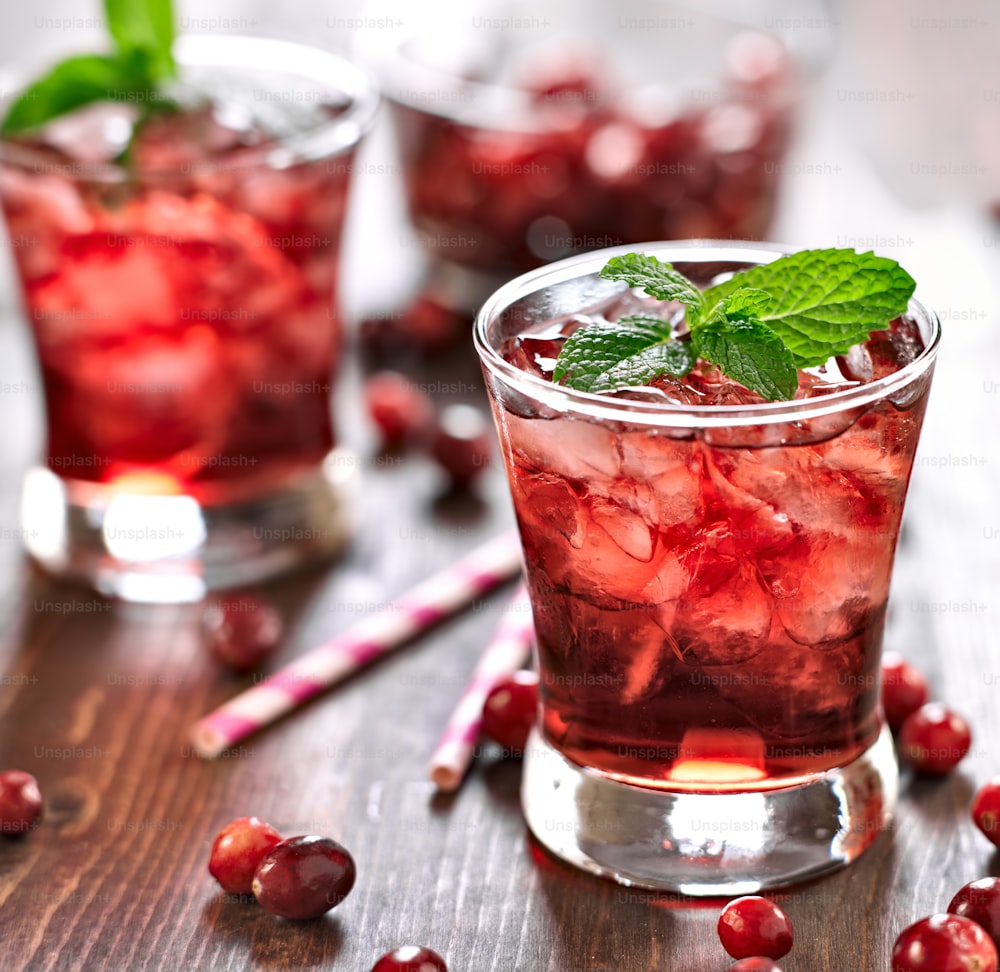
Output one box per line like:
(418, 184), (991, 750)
(360, 2), (796, 349)
(474, 241), (940, 893)
(0, 36), (379, 601)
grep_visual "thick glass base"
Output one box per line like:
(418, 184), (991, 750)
(521, 725), (898, 895)
(20, 449), (359, 602)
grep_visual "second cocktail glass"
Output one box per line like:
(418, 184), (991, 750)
(0, 36), (379, 601)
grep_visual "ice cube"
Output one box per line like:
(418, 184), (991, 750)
(65, 326), (231, 466)
(773, 527), (891, 647)
(507, 331), (568, 380)
(511, 413), (622, 483)
(674, 552), (773, 665)
(866, 317), (925, 379)
(620, 431), (704, 530)
(0, 168), (94, 280)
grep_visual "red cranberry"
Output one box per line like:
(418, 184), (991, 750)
(208, 816), (283, 894)
(252, 835), (356, 920)
(202, 593), (283, 673)
(481, 670), (539, 752)
(898, 703), (972, 775)
(729, 960), (784, 972)
(949, 878), (1000, 948)
(401, 294), (468, 352)
(427, 404), (492, 488)
(717, 896), (794, 960)
(370, 946), (448, 971)
(0, 770), (43, 835)
(363, 371), (435, 448)
(892, 914), (998, 971)
(972, 778), (1000, 848)
(881, 652), (929, 731)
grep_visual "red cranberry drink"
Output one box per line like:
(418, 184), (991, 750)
(0, 34), (378, 599)
(359, 6), (796, 349)
(474, 242), (940, 893)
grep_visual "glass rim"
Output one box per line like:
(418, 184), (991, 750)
(473, 239), (942, 429)
(0, 34), (381, 181)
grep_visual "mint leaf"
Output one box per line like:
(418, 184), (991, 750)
(1, 55), (153, 135)
(589, 341), (697, 393)
(1, 0), (176, 135)
(701, 248), (915, 366)
(600, 253), (705, 313)
(553, 318), (694, 393)
(105, 0), (176, 80)
(694, 317), (799, 401)
(717, 288), (772, 321)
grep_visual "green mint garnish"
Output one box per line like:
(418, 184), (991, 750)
(552, 248), (916, 402)
(1, 0), (176, 135)
(552, 317), (697, 394)
(696, 248), (917, 367)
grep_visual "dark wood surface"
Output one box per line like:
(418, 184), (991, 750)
(1, 41), (1000, 972)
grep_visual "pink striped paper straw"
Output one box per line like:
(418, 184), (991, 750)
(190, 530), (523, 758)
(429, 583), (535, 792)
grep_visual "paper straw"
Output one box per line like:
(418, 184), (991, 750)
(191, 531), (523, 758)
(429, 583), (535, 792)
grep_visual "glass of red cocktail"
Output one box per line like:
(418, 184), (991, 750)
(359, 1), (796, 349)
(474, 241), (940, 893)
(0, 36), (378, 601)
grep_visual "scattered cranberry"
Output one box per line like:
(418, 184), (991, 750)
(972, 778), (1000, 849)
(717, 896), (794, 960)
(0, 770), (43, 835)
(427, 404), (493, 488)
(397, 294), (468, 352)
(949, 878), (1000, 949)
(201, 593), (283, 673)
(892, 914), (998, 971)
(881, 652), (929, 731)
(359, 296), (467, 357)
(252, 835), (356, 920)
(898, 703), (972, 775)
(364, 371), (435, 448)
(370, 945), (448, 971)
(729, 960), (784, 972)
(481, 670), (539, 752)
(208, 816), (283, 894)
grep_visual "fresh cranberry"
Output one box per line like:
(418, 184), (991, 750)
(363, 371), (435, 448)
(0, 770), (43, 835)
(972, 778), (1000, 848)
(892, 914), (998, 971)
(208, 816), (283, 894)
(400, 294), (468, 352)
(481, 670), (539, 752)
(427, 404), (493, 488)
(881, 652), (929, 731)
(729, 960), (784, 972)
(370, 946), (448, 971)
(359, 296), (466, 358)
(201, 593), (283, 673)
(717, 896), (794, 960)
(252, 835), (356, 920)
(898, 703), (972, 775)
(949, 878), (1000, 948)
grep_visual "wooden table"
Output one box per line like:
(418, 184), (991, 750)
(0, 60), (999, 972)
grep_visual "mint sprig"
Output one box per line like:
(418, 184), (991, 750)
(552, 248), (915, 402)
(1, 0), (176, 135)
(697, 248), (917, 367)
